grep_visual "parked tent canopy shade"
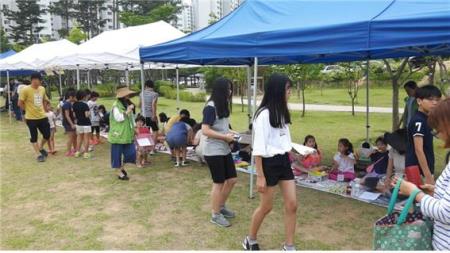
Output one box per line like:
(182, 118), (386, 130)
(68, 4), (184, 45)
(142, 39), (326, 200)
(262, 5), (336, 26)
(0, 50), (36, 77)
(0, 40), (78, 71)
(139, 0), (450, 65)
(43, 21), (189, 70)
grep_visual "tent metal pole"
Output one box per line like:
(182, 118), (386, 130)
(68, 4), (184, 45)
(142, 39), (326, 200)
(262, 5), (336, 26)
(7, 70), (11, 123)
(125, 68), (129, 87)
(366, 60), (370, 143)
(249, 57), (258, 199)
(176, 66), (180, 111)
(87, 70), (91, 90)
(140, 62), (145, 114)
(247, 66), (252, 126)
(59, 72), (62, 97)
(76, 64), (80, 90)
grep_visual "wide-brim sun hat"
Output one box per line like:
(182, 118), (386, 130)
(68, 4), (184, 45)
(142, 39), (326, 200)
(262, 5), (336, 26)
(116, 87), (137, 98)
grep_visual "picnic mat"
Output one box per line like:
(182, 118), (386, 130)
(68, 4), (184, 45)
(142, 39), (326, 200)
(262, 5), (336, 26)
(236, 166), (405, 210)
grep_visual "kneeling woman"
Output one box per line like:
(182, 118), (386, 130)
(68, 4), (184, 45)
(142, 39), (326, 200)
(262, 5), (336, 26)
(243, 73), (297, 251)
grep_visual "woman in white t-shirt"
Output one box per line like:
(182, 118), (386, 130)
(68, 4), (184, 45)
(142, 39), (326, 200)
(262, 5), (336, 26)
(243, 73), (296, 251)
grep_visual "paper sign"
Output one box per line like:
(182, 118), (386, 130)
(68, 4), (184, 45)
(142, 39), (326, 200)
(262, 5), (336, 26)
(137, 138), (152, 147)
(291, 143), (316, 156)
(358, 191), (381, 201)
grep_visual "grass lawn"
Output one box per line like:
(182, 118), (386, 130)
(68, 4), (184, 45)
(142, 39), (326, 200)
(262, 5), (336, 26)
(1, 96), (448, 250)
(249, 86), (403, 108)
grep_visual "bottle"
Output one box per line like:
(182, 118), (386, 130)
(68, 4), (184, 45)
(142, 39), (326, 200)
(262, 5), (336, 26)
(337, 170), (344, 182)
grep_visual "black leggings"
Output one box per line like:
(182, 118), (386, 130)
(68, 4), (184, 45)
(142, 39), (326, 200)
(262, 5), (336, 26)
(26, 118), (51, 143)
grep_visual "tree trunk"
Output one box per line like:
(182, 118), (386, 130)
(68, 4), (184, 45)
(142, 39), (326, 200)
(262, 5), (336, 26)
(428, 61), (437, 85)
(297, 81), (300, 99)
(392, 78), (400, 130)
(320, 81), (323, 96)
(301, 81), (306, 117)
(351, 98), (355, 116)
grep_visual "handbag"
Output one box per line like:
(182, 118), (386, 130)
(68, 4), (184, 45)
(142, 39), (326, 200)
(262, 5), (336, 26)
(366, 155), (385, 173)
(373, 178), (433, 250)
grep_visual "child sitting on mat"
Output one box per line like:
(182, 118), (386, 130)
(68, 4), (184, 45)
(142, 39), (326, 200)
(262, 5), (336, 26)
(329, 138), (356, 181)
(135, 115), (153, 168)
(291, 135), (323, 175)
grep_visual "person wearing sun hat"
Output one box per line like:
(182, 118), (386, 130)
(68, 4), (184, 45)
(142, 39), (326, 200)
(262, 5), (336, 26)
(109, 85), (137, 180)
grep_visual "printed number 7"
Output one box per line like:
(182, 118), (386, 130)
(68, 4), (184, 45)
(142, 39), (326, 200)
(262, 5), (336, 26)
(415, 122), (422, 132)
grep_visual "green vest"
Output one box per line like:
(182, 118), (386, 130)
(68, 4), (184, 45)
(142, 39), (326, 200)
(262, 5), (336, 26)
(108, 100), (135, 144)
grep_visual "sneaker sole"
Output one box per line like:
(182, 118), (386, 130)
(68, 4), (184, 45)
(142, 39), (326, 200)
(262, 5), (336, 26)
(242, 242), (249, 250)
(210, 219), (231, 228)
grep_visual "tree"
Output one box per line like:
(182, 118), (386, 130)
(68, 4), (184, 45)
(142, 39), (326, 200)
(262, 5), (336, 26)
(0, 29), (12, 53)
(48, 0), (78, 38)
(75, 0), (107, 39)
(340, 62), (365, 116)
(271, 64), (323, 117)
(118, 1), (181, 26)
(67, 26), (86, 44)
(4, 0), (46, 46)
(383, 58), (424, 131)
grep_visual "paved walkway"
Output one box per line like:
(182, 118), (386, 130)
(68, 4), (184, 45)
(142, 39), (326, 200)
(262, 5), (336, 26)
(231, 98), (403, 114)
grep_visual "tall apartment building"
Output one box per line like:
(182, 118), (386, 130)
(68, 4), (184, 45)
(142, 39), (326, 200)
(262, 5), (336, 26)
(190, 0), (242, 31)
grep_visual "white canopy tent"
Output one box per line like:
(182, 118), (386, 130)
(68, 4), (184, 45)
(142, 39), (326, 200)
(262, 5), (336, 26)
(0, 39), (78, 71)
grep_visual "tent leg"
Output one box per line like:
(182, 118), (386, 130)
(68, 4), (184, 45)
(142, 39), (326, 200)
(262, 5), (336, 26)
(366, 60), (370, 143)
(125, 68), (129, 87)
(249, 57), (258, 199)
(140, 62), (145, 114)
(247, 66), (252, 126)
(76, 65), (80, 90)
(7, 70), (11, 124)
(87, 70), (91, 90)
(59, 72), (63, 97)
(176, 66), (180, 111)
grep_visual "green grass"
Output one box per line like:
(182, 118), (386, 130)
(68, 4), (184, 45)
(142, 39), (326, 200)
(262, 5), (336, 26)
(1, 96), (448, 250)
(260, 87), (403, 108)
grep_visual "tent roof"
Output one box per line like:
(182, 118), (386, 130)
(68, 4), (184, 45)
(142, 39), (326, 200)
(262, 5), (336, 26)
(43, 21), (188, 70)
(0, 50), (16, 59)
(0, 39), (78, 70)
(139, 0), (450, 65)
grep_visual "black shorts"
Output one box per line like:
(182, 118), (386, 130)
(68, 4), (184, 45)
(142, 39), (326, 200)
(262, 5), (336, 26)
(26, 118), (51, 143)
(262, 153), (294, 187)
(204, 153), (237, 184)
(91, 126), (100, 134)
(145, 117), (159, 132)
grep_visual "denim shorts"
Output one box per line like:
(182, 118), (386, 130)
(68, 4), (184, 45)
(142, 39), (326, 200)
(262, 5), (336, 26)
(111, 143), (136, 169)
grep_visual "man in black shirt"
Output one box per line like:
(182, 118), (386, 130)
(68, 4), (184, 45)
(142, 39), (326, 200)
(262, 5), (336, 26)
(406, 85), (442, 185)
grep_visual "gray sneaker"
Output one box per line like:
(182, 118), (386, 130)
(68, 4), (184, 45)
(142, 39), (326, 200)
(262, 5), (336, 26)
(282, 244), (296, 251)
(210, 213), (231, 227)
(220, 206), (236, 218)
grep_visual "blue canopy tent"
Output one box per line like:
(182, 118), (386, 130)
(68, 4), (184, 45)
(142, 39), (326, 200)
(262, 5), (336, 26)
(0, 50), (36, 77)
(140, 0), (450, 197)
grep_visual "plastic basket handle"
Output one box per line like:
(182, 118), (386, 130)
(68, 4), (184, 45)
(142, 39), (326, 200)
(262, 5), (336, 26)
(397, 188), (421, 225)
(387, 177), (403, 215)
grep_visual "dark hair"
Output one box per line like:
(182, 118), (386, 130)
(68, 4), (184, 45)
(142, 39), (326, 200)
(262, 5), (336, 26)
(303, 135), (318, 150)
(23, 80), (31, 85)
(135, 114), (145, 123)
(362, 142), (370, 149)
(375, 136), (387, 145)
(415, 85), (442, 99)
(192, 123), (202, 134)
(428, 97), (450, 148)
(98, 105), (106, 113)
(84, 89), (91, 96)
(30, 73), (42, 81)
(76, 90), (87, 101)
(338, 138), (353, 155)
(145, 80), (154, 88)
(159, 112), (169, 123)
(179, 109), (190, 118)
(255, 73), (291, 128)
(90, 91), (99, 98)
(403, 80), (417, 90)
(208, 77), (232, 119)
(65, 88), (76, 99)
